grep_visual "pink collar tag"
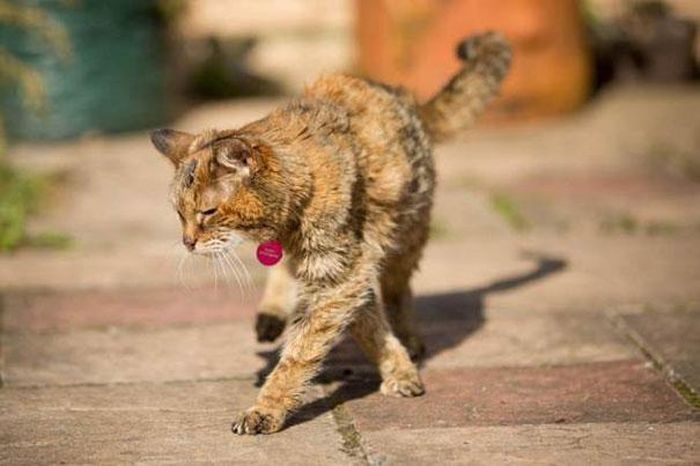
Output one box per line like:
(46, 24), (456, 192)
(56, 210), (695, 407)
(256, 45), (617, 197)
(256, 240), (284, 266)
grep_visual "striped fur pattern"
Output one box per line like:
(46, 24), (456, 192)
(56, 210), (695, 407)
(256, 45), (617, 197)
(420, 32), (512, 142)
(150, 32), (511, 435)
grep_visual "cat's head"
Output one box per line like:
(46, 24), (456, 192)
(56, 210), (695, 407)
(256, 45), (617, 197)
(150, 128), (282, 254)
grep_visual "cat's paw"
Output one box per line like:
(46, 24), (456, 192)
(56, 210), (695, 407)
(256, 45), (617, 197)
(231, 405), (285, 435)
(380, 373), (425, 397)
(255, 312), (286, 342)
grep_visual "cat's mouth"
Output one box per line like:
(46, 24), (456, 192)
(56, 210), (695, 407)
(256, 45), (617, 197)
(189, 233), (245, 256)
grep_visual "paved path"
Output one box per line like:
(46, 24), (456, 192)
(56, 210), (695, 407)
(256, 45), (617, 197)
(1, 86), (699, 464)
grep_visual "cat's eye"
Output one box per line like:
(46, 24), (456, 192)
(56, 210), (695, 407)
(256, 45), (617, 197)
(176, 210), (185, 222)
(200, 207), (218, 216)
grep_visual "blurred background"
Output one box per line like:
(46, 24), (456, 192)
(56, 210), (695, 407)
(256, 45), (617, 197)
(0, 0), (700, 285)
(1, 0), (699, 139)
(0, 0), (699, 294)
(2, 0), (699, 142)
(1, 3), (699, 460)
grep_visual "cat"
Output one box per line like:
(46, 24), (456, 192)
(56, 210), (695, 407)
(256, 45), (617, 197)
(150, 31), (511, 435)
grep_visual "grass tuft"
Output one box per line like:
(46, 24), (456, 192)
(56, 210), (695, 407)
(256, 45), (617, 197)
(0, 162), (71, 252)
(0, 162), (42, 251)
(490, 193), (530, 232)
(429, 220), (451, 240)
(601, 213), (680, 236)
(600, 214), (639, 235)
(25, 231), (72, 250)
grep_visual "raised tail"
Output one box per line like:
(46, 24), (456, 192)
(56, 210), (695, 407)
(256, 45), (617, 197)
(419, 31), (512, 143)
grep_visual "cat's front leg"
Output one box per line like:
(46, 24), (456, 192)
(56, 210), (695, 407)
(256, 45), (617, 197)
(255, 259), (297, 342)
(233, 266), (374, 435)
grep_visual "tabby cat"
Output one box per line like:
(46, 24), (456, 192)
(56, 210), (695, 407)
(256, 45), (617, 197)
(150, 32), (511, 435)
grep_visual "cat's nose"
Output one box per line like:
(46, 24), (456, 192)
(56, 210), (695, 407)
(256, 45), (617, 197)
(183, 236), (197, 251)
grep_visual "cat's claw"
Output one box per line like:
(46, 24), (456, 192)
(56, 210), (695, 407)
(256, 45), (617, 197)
(380, 375), (425, 397)
(255, 313), (286, 342)
(231, 406), (285, 435)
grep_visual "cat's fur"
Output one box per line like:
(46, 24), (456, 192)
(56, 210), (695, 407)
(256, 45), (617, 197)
(150, 32), (511, 435)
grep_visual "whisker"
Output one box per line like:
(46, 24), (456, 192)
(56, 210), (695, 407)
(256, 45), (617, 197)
(177, 251), (194, 292)
(209, 251), (219, 293)
(215, 250), (234, 293)
(230, 248), (256, 295)
(167, 241), (187, 288)
(227, 248), (255, 301)
(221, 249), (246, 299)
(177, 252), (186, 285)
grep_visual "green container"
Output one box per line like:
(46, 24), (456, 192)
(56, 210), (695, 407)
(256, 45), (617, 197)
(0, 0), (172, 141)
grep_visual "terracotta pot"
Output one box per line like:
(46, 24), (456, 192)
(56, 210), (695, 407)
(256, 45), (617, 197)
(356, 0), (593, 122)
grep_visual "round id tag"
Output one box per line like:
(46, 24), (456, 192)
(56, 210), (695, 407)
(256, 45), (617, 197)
(256, 240), (283, 266)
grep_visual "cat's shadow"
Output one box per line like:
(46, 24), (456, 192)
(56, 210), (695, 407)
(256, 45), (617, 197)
(253, 252), (567, 430)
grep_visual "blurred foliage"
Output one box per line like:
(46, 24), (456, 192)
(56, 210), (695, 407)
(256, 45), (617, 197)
(156, 0), (188, 24)
(0, 161), (72, 252)
(491, 193), (531, 232)
(0, 161), (42, 251)
(582, 0), (603, 28)
(25, 230), (72, 249)
(600, 212), (679, 236)
(0, 1), (71, 252)
(600, 213), (639, 235)
(428, 219), (452, 240)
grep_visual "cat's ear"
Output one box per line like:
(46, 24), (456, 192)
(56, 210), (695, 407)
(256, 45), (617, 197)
(150, 129), (194, 166)
(214, 138), (257, 175)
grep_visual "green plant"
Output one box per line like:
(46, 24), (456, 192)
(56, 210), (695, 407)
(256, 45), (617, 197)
(156, 0), (188, 24)
(429, 219), (451, 240)
(0, 2), (72, 252)
(490, 193), (531, 232)
(600, 212), (681, 236)
(0, 161), (41, 251)
(600, 213), (639, 235)
(26, 230), (72, 249)
(0, 161), (72, 252)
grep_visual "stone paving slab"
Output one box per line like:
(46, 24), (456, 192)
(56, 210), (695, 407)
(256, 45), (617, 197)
(339, 361), (697, 432)
(0, 244), (267, 295)
(420, 310), (636, 370)
(0, 380), (351, 465)
(417, 237), (700, 311)
(329, 308), (635, 371)
(620, 308), (700, 395)
(361, 422), (700, 465)
(2, 287), (259, 333)
(505, 172), (700, 235)
(2, 322), (271, 387)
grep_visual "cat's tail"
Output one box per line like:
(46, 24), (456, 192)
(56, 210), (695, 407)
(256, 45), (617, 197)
(419, 31), (512, 143)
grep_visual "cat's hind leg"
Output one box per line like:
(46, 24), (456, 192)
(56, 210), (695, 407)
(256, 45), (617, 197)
(381, 266), (426, 360)
(255, 260), (296, 342)
(350, 280), (424, 397)
(380, 205), (431, 360)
